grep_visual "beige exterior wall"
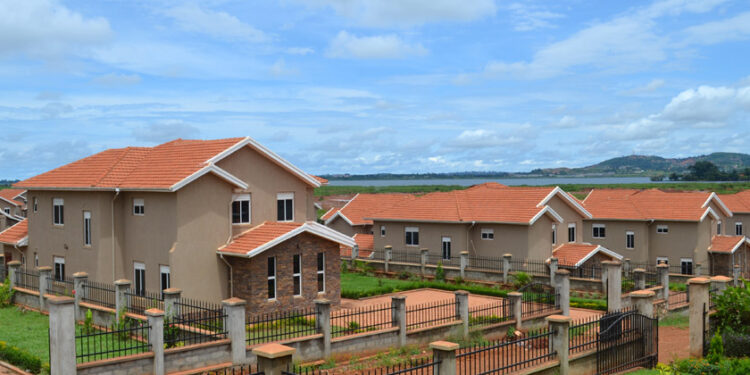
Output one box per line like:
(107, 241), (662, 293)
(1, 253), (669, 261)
(545, 195), (584, 243)
(468, 223), (529, 259)
(583, 220), (650, 263)
(527, 215), (554, 260)
(649, 220), (710, 267)
(725, 213), (749, 236)
(325, 216), (371, 237)
(0, 199), (22, 219)
(373, 221), (469, 260)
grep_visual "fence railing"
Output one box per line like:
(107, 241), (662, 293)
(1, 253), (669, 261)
(520, 288), (558, 317)
(390, 250), (423, 264)
(246, 308), (318, 345)
(670, 288), (689, 308)
(425, 254), (460, 268)
(569, 314), (601, 354)
(457, 329), (556, 375)
(0, 264), (7, 281)
(81, 280), (117, 309)
(46, 276), (75, 296)
(75, 320), (150, 363)
(287, 356), (439, 374)
(406, 299), (458, 330)
(560, 264), (602, 279)
(331, 303), (393, 337)
(468, 300), (512, 327)
(15, 269), (39, 291)
(124, 289), (164, 316)
(709, 287), (718, 310)
(466, 255), (504, 272)
(509, 259), (550, 276)
(166, 299), (226, 348)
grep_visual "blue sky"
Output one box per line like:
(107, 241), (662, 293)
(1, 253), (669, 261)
(2, 0), (750, 179)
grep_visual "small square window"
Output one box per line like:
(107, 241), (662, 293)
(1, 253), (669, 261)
(736, 222), (744, 236)
(656, 225), (668, 234)
(481, 229), (494, 240)
(380, 225), (386, 237)
(405, 227), (419, 246)
(133, 199), (145, 216)
(232, 194), (250, 224)
(592, 224), (606, 239)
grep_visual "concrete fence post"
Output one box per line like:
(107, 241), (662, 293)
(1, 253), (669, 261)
(688, 277), (711, 357)
(630, 290), (655, 318)
(146, 309), (165, 375)
(429, 341), (458, 375)
(460, 251), (469, 279)
(163, 288), (182, 320)
(508, 292), (523, 330)
(623, 258), (631, 275)
(711, 275), (731, 296)
(48, 296), (76, 375)
(38, 266), (52, 310)
(391, 296), (406, 347)
(384, 246), (392, 273)
(223, 298), (248, 364)
(657, 264), (669, 307)
(420, 248), (429, 276)
(315, 299), (332, 358)
(454, 290), (469, 339)
(502, 254), (512, 284)
(546, 315), (571, 375)
(734, 264), (741, 286)
(114, 279), (131, 321)
(602, 261), (622, 312)
(553, 269), (570, 316)
(73, 272), (88, 321)
(633, 268), (645, 291)
(695, 263), (702, 276)
(253, 344), (295, 375)
(7, 260), (21, 289)
(351, 245), (359, 261)
(548, 257), (558, 285)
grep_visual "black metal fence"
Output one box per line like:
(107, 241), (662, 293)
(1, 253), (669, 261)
(596, 311), (658, 374)
(468, 300), (512, 327)
(466, 255), (504, 272)
(560, 264), (602, 279)
(509, 259), (550, 276)
(46, 276), (74, 296)
(519, 283), (559, 317)
(198, 363), (264, 375)
(331, 303), (393, 337)
(81, 280), (117, 309)
(15, 268), (39, 291)
(286, 357), (439, 375)
(390, 250), (423, 264)
(165, 299), (226, 348)
(425, 254), (460, 268)
(0, 264), (7, 281)
(668, 265), (694, 275)
(709, 287), (719, 310)
(246, 308), (318, 345)
(124, 289), (164, 315)
(75, 320), (150, 363)
(457, 329), (556, 374)
(406, 299), (458, 330)
(569, 314), (601, 354)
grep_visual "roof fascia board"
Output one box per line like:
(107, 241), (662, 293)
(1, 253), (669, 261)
(700, 207), (720, 222)
(326, 194), (358, 225)
(538, 187), (593, 219)
(704, 193), (733, 217)
(575, 245), (623, 267)
(530, 206), (563, 225)
(0, 196), (20, 207)
(170, 164), (248, 192)
(367, 218), (531, 225)
(321, 207), (337, 222)
(219, 222), (356, 258)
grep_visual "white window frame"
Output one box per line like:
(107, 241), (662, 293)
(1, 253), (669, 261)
(276, 193), (294, 222)
(737, 222), (744, 236)
(405, 226), (419, 246)
(592, 224), (606, 239)
(134, 262), (146, 296)
(33, 197), (38, 213)
(2, 208), (8, 215)
(53, 198), (64, 225)
(680, 258), (693, 275)
(481, 228), (494, 240)
(717, 220), (722, 235)
(293, 254), (302, 297)
(317, 252), (325, 293)
(54, 257), (65, 281)
(625, 231), (635, 249)
(567, 223), (576, 242)
(380, 225), (386, 237)
(160, 265), (170, 293)
(656, 256), (669, 265)
(34, 253), (39, 267)
(267, 257), (277, 300)
(656, 225), (668, 234)
(83, 211), (92, 246)
(552, 224), (557, 245)
(232, 194), (251, 224)
(441, 237), (452, 260)
(133, 198), (145, 216)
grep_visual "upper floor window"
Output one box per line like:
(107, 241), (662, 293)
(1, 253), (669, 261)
(33, 197), (38, 213)
(405, 227), (419, 246)
(277, 193), (294, 222)
(592, 224), (606, 239)
(232, 194), (251, 224)
(626, 231), (635, 249)
(53, 198), (64, 225)
(737, 222), (744, 236)
(681, 258), (693, 275)
(133, 198), (145, 216)
(83, 211), (92, 246)
(293, 254), (302, 296)
(380, 225), (386, 237)
(717, 221), (722, 235)
(160, 265), (170, 295)
(567, 223), (576, 242)
(2, 208), (8, 215)
(481, 228), (494, 240)
(317, 253), (325, 293)
(551, 224), (557, 245)
(54, 257), (65, 281)
(656, 225), (668, 234)
(134, 262), (145, 296)
(267, 257), (277, 299)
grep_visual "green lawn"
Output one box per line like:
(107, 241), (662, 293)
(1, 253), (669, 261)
(0, 306), (50, 364)
(659, 313), (689, 329)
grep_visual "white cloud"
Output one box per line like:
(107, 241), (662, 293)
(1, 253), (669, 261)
(132, 121), (200, 143)
(308, 0), (496, 27)
(269, 59), (297, 77)
(0, 0), (111, 59)
(92, 73), (142, 86)
(683, 11), (750, 45)
(507, 3), (563, 31)
(164, 4), (269, 42)
(286, 47), (315, 55)
(326, 31), (427, 59)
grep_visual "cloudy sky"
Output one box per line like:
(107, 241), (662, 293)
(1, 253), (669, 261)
(1, 0), (750, 179)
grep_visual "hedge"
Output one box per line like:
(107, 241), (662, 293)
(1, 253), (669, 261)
(0, 341), (48, 374)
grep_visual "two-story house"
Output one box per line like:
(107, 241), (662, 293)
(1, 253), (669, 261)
(0, 189), (26, 230)
(13, 137), (354, 312)
(719, 191), (750, 236)
(580, 189), (734, 275)
(367, 183), (593, 261)
(0, 219), (28, 267)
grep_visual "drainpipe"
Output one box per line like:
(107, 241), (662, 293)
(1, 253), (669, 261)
(219, 254), (233, 297)
(468, 221), (476, 254)
(111, 188), (120, 281)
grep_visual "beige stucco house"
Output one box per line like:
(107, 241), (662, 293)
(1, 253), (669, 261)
(0, 189), (25, 230)
(13, 137), (354, 309)
(322, 193), (415, 237)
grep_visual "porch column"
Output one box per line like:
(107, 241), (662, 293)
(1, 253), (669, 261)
(459, 251), (469, 279)
(384, 245), (392, 273)
(549, 257), (558, 285)
(315, 299), (332, 358)
(146, 309), (165, 375)
(420, 248), (428, 276)
(391, 296), (406, 347)
(73, 272), (88, 321)
(38, 266), (52, 311)
(657, 264), (669, 307)
(509, 292), (523, 329)
(454, 290), (469, 339)
(502, 254), (512, 284)
(0, 254), (4, 281)
(7, 260), (21, 288)
(430, 341), (458, 375)
(688, 277), (710, 357)
(633, 268), (645, 291)
(602, 261), (622, 312)
(254, 344), (295, 375)
(114, 279), (131, 321)
(734, 264), (741, 286)
(546, 315), (571, 375)
(48, 296), (76, 375)
(553, 269), (570, 316)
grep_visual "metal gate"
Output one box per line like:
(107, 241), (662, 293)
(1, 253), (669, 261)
(596, 311), (658, 374)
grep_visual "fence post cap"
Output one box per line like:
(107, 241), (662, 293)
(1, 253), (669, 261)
(454, 290), (469, 296)
(384, 245), (393, 250)
(633, 268), (645, 273)
(555, 269), (570, 276)
(503, 254), (512, 258)
(47, 295), (74, 305)
(460, 251), (469, 255)
(507, 292), (522, 297)
(735, 264), (741, 269)
(73, 272), (88, 278)
(36, 266), (53, 272)
(624, 258), (631, 262)
(429, 341), (459, 351)
(7, 261), (21, 266)
(629, 290), (655, 299)
(710, 275), (732, 283)
(314, 298), (331, 305)
(601, 260), (621, 266)
(222, 297), (246, 306)
(145, 308), (164, 317)
(545, 314), (571, 324)
(656, 263), (669, 269)
(162, 288), (182, 296)
(252, 343), (296, 358)
(688, 277), (711, 285)
(391, 295), (406, 301)
(114, 279), (131, 286)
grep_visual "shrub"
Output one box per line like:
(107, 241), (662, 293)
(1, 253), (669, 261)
(163, 317), (180, 348)
(721, 330), (750, 358)
(397, 271), (412, 280)
(0, 341), (43, 374)
(707, 332), (724, 364)
(713, 280), (750, 335)
(621, 279), (635, 292)
(0, 277), (14, 307)
(453, 276), (465, 285)
(512, 272), (531, 289)
(435, 262), (445, 282)
(83, 309), (93, 333)
(670, 282), (687, 292)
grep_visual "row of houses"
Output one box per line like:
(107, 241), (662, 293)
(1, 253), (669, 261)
(323, 184), (750, 276)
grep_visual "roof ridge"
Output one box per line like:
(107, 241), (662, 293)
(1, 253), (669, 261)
(108, 147), (154, 188)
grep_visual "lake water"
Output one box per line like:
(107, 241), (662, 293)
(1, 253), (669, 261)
(327, 176), (665, 186)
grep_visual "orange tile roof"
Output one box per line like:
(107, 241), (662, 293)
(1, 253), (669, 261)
(219, 222), (303, 255)
(321, 207), (340, 221)
(311, 175), (329, 185)
(582, 188), (721, 221)
(340, 233), (374, 257)
(719, 191), (750, 213)
(0, 219), (27, 246)
(552, 242), (619, 267)
(709, 235), (749, 253)
(330, 193), (416, 226)
(367, 183), (565, 224)
(0, 189), (25, 206)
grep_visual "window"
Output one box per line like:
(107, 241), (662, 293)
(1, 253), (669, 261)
(83, 211), (91, 246)
(626, 231), (635, 249)
(54, 257), (65, 281)
(232, 194), (250, 224)
(53, 198), (64, 225)
(133, 198), (145, 216)
(276, 193), (294, 222)
(567, 223), (576, 242)
(267, 257), (276, 299)
(405, 227), (419, 246)
(481, 229), (494, 240)
(442, 237), (452, 260)
(160, 265), (170, 293)
(134, 262), (145, 296)
(717, 221), (722, 235)
(656, 225), (668, 234)
(380, 225), (386, 237)
(592, 224), (606, 239)
(317, 253), (325, 293)
(737, 222), (744, 236)
(33, 197), (37, 213)
(656, 257), (669, 265)
(293, 254), (302, 296)
(2, 208), (8, 215)
(681, 258), (693, 275)
(552, 224), (557, 245)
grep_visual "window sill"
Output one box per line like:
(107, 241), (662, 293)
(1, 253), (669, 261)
(232, 222), (252, 226)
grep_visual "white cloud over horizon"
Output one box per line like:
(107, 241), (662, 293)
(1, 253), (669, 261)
(326, 31), (428, 59)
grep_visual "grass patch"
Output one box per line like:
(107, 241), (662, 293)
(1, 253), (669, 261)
(0, 306), (50, 365)
(660, 313), (689, 329)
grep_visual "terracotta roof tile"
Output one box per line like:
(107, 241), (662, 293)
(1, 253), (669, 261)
(0, 189), (25, 206)
(311, 175), (329, 185)
(719, 191), (750, 213)
(321, 207), (339, 221)
(709, 235), (748, 253)
(332, 193), (416, 226)
(0, 219), (27, 246)
(219, 222), (303, 255)
(553, 242), (618, 267)
(582, 188), (719, 221)
(340, 233), (374, 257)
